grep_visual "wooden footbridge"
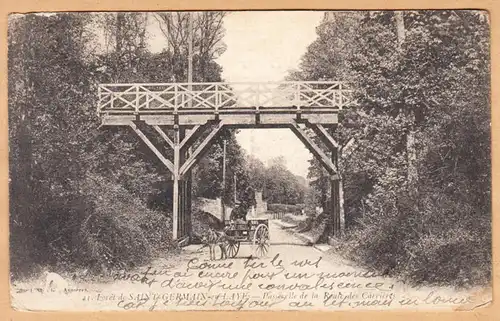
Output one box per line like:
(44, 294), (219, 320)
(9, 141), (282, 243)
(97, 81), (354, 243)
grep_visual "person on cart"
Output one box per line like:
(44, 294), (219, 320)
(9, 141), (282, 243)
(229, 186), (256, 222)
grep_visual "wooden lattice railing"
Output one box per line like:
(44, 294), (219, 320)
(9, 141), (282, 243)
(97, 81), (354, 115)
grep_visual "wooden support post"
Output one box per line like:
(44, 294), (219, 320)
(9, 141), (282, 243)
(185, 165), (193, 238)
(222, 139), (227, 220)
(172, 125), (180, 241)
(178, 127), (193, 240)
(306, 122), (345, 235)
(339, 178), (345, 231)
(184, 128), (194, 240)
(179, 127), (186, 239)
(179, 177), (184, 239)
(330, 131), (342, 237)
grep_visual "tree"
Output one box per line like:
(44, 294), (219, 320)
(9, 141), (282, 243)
(8, 12), (231, 277)
(9, 13), (101, 272)
(245, 155), (267, 192)
(263, 157), (306, 205)
(192, 128), (250, 207)
(154, 12), (227, 81)
(291, 10), (490, 286)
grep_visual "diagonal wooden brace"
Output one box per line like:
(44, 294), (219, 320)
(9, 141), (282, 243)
(153, 123), (208, 155)
(306, 123), (340, 149)
(179, 120), (225, 178)
(153, 125), (174, 149)
(180, 124), (210, 153)
(289, 120), (338, 178)
(130, 122), (174, 174)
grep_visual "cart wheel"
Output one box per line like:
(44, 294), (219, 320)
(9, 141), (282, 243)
(224, 240), (240, 258)
(253, 224), (270, 257)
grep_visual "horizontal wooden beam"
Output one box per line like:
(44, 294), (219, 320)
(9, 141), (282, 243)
(289, 121), (338, 176)
(100, 108), (339, 116)
(224, 123), (292, 129)
(153, 125), (174, 149)
(102, 115), (174, 126)
(130, 122), (174, 174)
(100, 111), (338, 126)
(179, 121), (225, 178)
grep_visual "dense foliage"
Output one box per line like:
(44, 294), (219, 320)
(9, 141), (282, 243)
(8, 12), (232, 278)
(8, 12), (308, 278)
(292, 11), (490, 287)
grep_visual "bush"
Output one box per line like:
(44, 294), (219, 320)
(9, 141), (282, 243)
(334, 189), (491, 288)
(280, 213), (306, 226)
(13, 173), (176, 279)
(76, 174), (175, 273)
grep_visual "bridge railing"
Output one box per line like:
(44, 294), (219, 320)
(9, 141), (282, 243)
(97, 81), (354, 115)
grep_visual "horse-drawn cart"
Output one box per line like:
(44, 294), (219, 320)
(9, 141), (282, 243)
(223, 218), (270, 258)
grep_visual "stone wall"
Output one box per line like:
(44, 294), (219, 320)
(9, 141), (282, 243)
(196, 191), (266, 221)
(196, 197), (232, 221)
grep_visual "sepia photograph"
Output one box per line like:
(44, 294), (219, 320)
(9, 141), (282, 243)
(8, 10), (491, 311)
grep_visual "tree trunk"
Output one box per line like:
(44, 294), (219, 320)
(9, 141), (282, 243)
(116, 13), (125, 54)
(395, 11), (418, 195)
(407, 127), (418, 195)
(394, 11), (405, 50)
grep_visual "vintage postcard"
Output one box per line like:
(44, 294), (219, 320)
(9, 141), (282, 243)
(8, 10), (492, 312)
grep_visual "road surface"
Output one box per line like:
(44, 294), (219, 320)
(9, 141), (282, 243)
(11, 220), (490, 312)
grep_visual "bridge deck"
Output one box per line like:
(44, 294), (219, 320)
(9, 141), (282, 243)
(96, 80), (347, 240)
(98, 81), (354, 125)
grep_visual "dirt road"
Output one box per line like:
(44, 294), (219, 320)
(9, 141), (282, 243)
(11, 220), (490, 312)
